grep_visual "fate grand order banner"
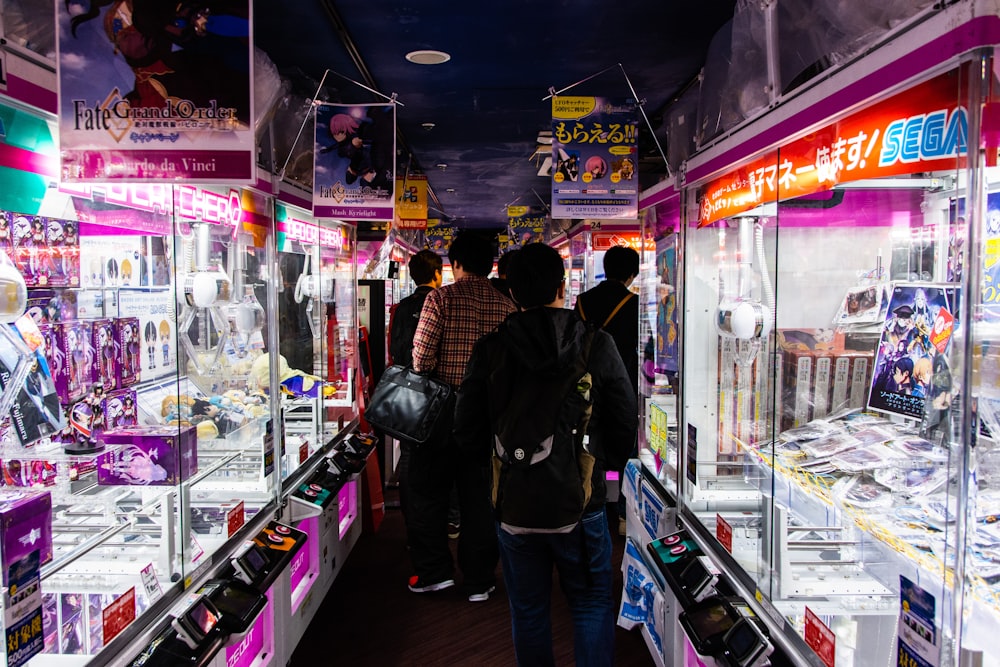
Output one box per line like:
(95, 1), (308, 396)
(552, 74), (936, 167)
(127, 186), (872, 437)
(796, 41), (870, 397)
(57, 1), (255, 183)
(551, 96), (638, 219)
(313, 102), (396, 221)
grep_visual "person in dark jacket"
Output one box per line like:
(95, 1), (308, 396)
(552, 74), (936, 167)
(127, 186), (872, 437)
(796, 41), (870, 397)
(387, 249), (442, 367)
(573, 244), (640, 535)
(454, 242), (637, 666)
(385, 249), (442, 528)
(489, 248), (517, 300)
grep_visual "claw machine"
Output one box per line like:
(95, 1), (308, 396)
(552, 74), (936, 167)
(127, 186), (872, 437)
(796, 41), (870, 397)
(666, 1), (1000, 665)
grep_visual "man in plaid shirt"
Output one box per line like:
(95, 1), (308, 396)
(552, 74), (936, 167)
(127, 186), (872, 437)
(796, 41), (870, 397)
(407, 232), (516, 602)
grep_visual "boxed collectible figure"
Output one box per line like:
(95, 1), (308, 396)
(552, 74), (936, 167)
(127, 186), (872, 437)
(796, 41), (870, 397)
(0, 333), (65, 446)
(102, 388), (137, 431)
(97, 425), (198, 486)
(52, 321), (93, 403)
(91, 319), (117, 390)
(0, 489), (53, 583)
(115, 317), (141, 387)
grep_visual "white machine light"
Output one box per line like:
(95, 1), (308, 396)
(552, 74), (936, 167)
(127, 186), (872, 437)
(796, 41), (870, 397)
(718, 300), (772, 341)
(0, 252), (27, 323)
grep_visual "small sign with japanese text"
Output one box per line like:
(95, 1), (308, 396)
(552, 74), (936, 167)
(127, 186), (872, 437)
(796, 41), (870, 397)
(101, 587), (136, 645)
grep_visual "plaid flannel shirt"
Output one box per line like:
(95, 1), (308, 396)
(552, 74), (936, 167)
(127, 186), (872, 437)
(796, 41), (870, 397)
(412, 275), (516, 387)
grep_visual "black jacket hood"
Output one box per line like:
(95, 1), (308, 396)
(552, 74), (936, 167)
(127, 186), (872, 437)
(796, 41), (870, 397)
(498, 307), (586, 373)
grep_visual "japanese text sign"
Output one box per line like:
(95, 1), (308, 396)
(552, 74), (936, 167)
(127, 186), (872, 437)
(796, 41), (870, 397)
(699, 70), (968, 226)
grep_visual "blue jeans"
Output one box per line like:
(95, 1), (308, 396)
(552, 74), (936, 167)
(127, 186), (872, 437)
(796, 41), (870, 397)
(497, 510), (615, 667)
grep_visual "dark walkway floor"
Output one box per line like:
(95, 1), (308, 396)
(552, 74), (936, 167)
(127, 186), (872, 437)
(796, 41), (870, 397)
(290, 495), (654, 666)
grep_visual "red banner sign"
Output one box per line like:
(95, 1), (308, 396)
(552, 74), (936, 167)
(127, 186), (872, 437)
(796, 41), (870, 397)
(804, 607), (836, 667)
(716, 514), (733, 553)
(700, 70), (968, 226)
(102, 588), (136, 645)
(227, 501), (246, 538)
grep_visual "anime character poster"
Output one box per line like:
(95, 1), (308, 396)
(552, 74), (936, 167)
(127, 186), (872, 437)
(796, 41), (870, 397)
(869, 283), (959, 420)
(313, 103), (396, 221)
(655, 236), (678, 374)
(981, 193), (1000, 320)
(424, 219), (456, 257)
(551, 96), (638, 219)
(507, 206), (548, 247)
(57, 1), (254, 183)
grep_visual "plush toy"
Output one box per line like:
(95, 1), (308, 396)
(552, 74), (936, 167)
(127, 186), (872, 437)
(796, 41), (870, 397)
(250, 354), (331, 398)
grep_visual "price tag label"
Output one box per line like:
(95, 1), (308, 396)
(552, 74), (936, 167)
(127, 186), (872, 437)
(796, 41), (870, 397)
(140, 563), (162, 603)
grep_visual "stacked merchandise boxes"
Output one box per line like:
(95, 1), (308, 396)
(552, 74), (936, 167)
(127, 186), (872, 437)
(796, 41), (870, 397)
(778, 330), (874, 431)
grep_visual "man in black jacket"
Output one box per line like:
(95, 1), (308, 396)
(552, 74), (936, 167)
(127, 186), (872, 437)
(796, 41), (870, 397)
(385, 249), (442, 526)
(573, 245), (640, 535)
(388, 249), (442, 367)
(454, 242), (637, 666)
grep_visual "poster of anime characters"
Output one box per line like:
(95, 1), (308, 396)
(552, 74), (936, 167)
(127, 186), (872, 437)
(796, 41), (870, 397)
(424, 219), (457, 257)
(980, 193), (1000, 320)
(313, 103), (396, 221)
(57, 1), (254, 183)
(507, 206), (547, 246)
(551, 96), (638, 219)
(869, 283), (959, 420)
(655, 236), (678, 375)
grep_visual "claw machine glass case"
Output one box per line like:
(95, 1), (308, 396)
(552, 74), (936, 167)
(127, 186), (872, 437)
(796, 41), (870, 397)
(676, 47), (996, 665)
(638, 187), (681, 493)
(0, 178), (281, 664)
(273, 202), (356, 480)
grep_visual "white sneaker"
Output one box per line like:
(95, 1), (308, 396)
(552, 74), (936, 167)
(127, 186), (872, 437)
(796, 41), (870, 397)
(467, 585), (496, 602)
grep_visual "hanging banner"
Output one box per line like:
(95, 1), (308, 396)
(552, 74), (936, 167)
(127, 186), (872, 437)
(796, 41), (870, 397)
(507, 206), (547, 246)
(699, 69), (968, 226)
(424, 219), (456, 256)
(56, 2), (254, 183)
(551, 97), (638, 219)
(314, 103), (395, 221)
(395, 175), (428, 229)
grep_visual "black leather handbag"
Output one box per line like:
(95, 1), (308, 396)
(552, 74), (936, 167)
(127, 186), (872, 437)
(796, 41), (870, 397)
(365, 365), (453, 444)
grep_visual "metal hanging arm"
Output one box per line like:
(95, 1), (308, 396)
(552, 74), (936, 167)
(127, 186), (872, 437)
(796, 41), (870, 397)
(326, 68), (405, 106)
(542, 63), (673, 179)
(542, 64), (620, 101)
(278, 68), (404, 181)
(619, 63), (672, 179)
(500, 189), (552, 214)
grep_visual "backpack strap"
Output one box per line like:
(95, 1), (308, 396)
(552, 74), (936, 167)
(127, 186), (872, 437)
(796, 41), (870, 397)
(601, 292), (635, 328)
(575, 292), (634, 328)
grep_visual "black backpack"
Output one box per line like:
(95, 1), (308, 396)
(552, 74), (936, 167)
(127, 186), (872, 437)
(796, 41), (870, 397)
(488, 326), (597, 532)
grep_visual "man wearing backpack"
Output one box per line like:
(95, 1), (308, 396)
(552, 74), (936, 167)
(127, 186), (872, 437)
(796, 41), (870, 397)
(573, 244), (640, 536)
(454, 242), (637, 666)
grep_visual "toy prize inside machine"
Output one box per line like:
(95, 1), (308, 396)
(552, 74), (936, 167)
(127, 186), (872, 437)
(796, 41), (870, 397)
(671, 13), (1000, 665)
(275, 204), (357, 479)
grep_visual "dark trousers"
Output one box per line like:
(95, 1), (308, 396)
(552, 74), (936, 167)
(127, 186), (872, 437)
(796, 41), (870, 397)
(404, 429), (498, 593)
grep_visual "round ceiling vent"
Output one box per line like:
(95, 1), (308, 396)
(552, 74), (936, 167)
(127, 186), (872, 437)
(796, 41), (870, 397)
(405, 50), (451, 65)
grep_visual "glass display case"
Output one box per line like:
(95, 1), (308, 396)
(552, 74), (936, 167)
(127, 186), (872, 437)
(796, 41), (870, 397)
(0, 108), (362, 665)
(637, 188), (681, 496)
(657, 10), (1000, 665)
(273, 202), (357, 481)
(0, 178), (284, 662)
